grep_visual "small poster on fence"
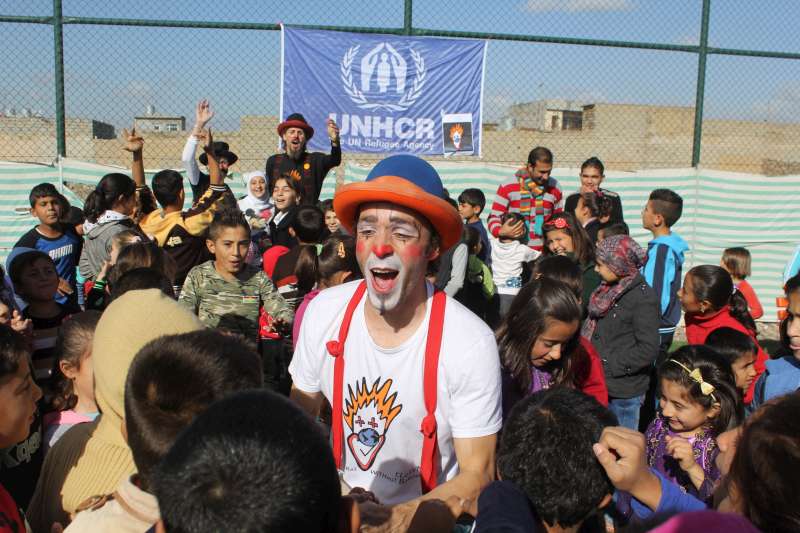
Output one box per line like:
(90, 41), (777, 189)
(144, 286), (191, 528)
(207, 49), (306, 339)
(441, 113), (474, 156)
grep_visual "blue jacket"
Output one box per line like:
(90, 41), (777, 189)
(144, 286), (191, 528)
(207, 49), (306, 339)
(642, 233), (689, 333)
(631, 469), (706, 520)
(751, 356), (800, 412)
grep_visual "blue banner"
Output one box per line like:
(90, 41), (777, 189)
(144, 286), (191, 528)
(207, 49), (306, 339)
(281, 26), (487, 156)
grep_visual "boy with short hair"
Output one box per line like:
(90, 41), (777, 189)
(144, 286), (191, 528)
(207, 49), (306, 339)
(15, 183), (82, 310)
(475, 387), (615, 532)
(179, 209), (293, 342)
(458, 188), (491, 266)
(0, 325), (43, 530)
(64, 329), (262, 532)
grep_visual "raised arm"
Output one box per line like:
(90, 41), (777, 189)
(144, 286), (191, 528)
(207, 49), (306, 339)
(199, 129), (223, 186)
(182, 99), (214, 186)
(121, 126), (145, 187)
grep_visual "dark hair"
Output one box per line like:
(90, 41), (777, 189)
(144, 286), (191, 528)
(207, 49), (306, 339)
(542, 212), (595, 266)
(501, 211), (525, 226)
(780, 274), (800, 352)
(580, 192), (612, 220)
(463, 225), (481, 254)
(457, 188), (486, 212)
(152, 389), (341, 533)
(444, 196), (458, 210)
(317, 198), (334, 214)
(111, 268), (175, 301)
(29, 183), (60, 207)
(83, 173), (136, 223)
(0, 325), (30, 381)
(290, 205), (326, 244)
(659, 345), (743, 435)
(727, 392), (800, 533)
(531, 255), (583, 300)
(580, 156), (605, 175)
(527, 146), (553, 166)
(705, 327), (758, 368)
(497, 280), (583, 395)
(498, 387), (615, 528)
(295, 234), (361, 295)
(50, 311), (102, 412)
(9, 250), (55, 288)
(108, 242), (176, 287)
(722, 247), (752, 279)
(208, 208), (250, 241)
(271, 174), (304, 205)
(125, 330), (262, 490)
(648, 189), (683, 228)
(152, 169), (184, 208)
(687, 265), (756, 333)
(598, 221), (629, 238)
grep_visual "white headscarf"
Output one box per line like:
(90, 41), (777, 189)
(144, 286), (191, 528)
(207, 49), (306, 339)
(238, 170), (273, 216)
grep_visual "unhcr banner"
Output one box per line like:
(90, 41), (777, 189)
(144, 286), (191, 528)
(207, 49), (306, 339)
(280, 26), (487, 156)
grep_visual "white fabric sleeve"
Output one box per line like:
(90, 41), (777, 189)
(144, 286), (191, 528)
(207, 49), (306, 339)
(523, 246), (540, 262)
(181, 135), (201, 186)
(446, 332), (503, 439)
(444, 244), (468, 297)
(287, 297), (325, 393)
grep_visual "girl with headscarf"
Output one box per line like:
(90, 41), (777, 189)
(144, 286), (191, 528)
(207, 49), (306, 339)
(582, 234), (660, 431)
(238, 171), (274, 263)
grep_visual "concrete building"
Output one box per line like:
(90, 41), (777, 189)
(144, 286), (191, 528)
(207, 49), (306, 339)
(133, 106), (185, 133)
(504, 99), (585, 131)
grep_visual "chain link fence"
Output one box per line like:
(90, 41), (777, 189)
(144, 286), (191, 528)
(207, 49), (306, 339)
(1, 0), (800, 174)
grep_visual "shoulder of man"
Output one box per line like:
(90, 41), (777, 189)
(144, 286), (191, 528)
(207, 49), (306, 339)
(600, 188), (620, 198)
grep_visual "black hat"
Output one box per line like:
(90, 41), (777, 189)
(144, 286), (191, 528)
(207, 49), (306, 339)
(199, 141), (238, 167)
(277, 113), (314, 140)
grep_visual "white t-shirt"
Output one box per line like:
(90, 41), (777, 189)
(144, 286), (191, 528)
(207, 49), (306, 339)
(289, 280), (502, 505)
(490, 237), (540, 295)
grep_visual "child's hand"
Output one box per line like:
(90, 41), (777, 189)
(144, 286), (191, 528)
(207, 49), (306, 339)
(10, 310), (32, 338)
(665, 435), (699, 472)
(498, 218), (525, 239)
(57, 277), (74, 296)
(121, 126), (144, 153)
(195, 99), (214, 129)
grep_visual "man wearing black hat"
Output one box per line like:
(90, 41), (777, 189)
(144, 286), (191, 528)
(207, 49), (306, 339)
(181, 99), (239, 204)
(265, 113), (341, 205)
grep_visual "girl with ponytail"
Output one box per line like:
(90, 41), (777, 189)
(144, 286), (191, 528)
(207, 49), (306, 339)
(679, 265), (767, 404)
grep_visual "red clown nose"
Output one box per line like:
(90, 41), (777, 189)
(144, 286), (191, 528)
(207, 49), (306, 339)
(372, 245), (394, 258)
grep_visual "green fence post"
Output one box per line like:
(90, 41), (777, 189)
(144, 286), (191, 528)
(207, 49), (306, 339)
(404, 0), (413, 35)
(52, 0), (66, 158)
(691, 0), (711, 167)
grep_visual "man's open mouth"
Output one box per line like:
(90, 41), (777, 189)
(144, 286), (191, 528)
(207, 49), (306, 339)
(370, 268), (399, 292)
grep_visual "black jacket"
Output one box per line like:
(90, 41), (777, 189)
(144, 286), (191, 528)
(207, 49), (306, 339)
(565, 188), (624, 224)
(265, 144), (341, 205)
(590, 273), (660, 398)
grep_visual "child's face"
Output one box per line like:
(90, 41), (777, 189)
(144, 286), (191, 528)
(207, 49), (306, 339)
(594, 259), (620, 284)
(18, 257), (59, 302)
(529, 318), (579, 368)
(31, 195), (62, 226)
(731, 351), (757, 392)
(785, 291), (800, 358)
(249, 175), (267, 198)
(0, 302), (10, 325)
(208, 226), (251, 276)
(325, 210), (341, 233)
(641, 201), (659, 231)
(678, 274), (704, 314)
(659, 378), (718, 435)
(0, 357), (42, 448)
(545, 229), (574, 255)
(579, 167), (603, 192)
(61, 351), (96, 412)
(272, 179), (299, 210)
(458, 202), (480, 221)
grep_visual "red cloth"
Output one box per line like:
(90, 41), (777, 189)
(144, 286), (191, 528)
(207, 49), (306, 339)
(262, 245), (290, 279)
(577, 337), (609, 406)
(685, 306), (767, 403)
(736, 279), (763, 320)
(0, 483), (25, 533)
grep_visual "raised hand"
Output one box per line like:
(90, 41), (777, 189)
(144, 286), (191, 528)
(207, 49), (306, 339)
(327, 118), (340, 142)
(121, 126), (144, 153)
(195, 99), (214, 128)
(665, 436), (699, 473)
(498, 218), (525, 239)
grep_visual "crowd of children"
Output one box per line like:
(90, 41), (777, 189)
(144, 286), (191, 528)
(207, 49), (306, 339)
(0, 124), (798, 533)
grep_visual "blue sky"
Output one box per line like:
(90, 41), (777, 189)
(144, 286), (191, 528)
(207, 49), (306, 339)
(1, 0), (799, 131)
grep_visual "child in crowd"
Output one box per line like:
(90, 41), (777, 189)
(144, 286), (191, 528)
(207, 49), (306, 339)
(647, 346), (742, 503)
(679, 265), (767, 404)
(491, 212), (539, 318)
(78, 172), (141, 281)
(458, 188), (491, 266)
(64, 330), (262, 532)
(542, 212), (601, 307)
(498, 279), (608, 416)
(641, 188), (689, 356)
(180, 209), (293, 343)
(458, 226), (496, 321)
(84, 230), (142, 309)
(705, 327), (758, 397)
(293, 234), (360, 349)
(239, 170), (273, 232)
(15, 183), (82, 310)
(476, 387), (615, 533)
(268, 172), (304, 249)
(597, 221), (629, 242)
(751, 273), (800, 409)
(574, 190), (613, 244)
(152, 390), (354, 533)
(44, 311), (101, 450)
(319, 199), (342, 236)
(0, 325), (43, 531)
(582, 235), (659, 431)
(271, 205), (327, 310)
(8, 249), (75, 390)
(721, 247), (763, 320)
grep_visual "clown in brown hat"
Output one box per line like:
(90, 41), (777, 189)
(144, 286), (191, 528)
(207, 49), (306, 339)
(265, 113), (341, 206)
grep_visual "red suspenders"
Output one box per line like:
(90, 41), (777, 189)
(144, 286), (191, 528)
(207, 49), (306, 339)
(326, 280), (447, 494)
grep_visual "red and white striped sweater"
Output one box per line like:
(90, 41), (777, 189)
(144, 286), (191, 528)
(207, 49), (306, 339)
(487, 174), (564, 251)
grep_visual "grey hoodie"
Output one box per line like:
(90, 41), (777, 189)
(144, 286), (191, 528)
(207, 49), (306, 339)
(78, 219), (138, 280)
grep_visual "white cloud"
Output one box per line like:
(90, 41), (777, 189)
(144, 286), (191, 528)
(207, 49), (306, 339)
(522, 0), (634, 13)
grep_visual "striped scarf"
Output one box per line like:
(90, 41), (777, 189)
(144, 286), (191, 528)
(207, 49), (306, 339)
(515, 168), (546, 239)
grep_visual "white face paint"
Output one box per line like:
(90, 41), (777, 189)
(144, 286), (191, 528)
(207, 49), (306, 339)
(363, 252), (406, 314)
